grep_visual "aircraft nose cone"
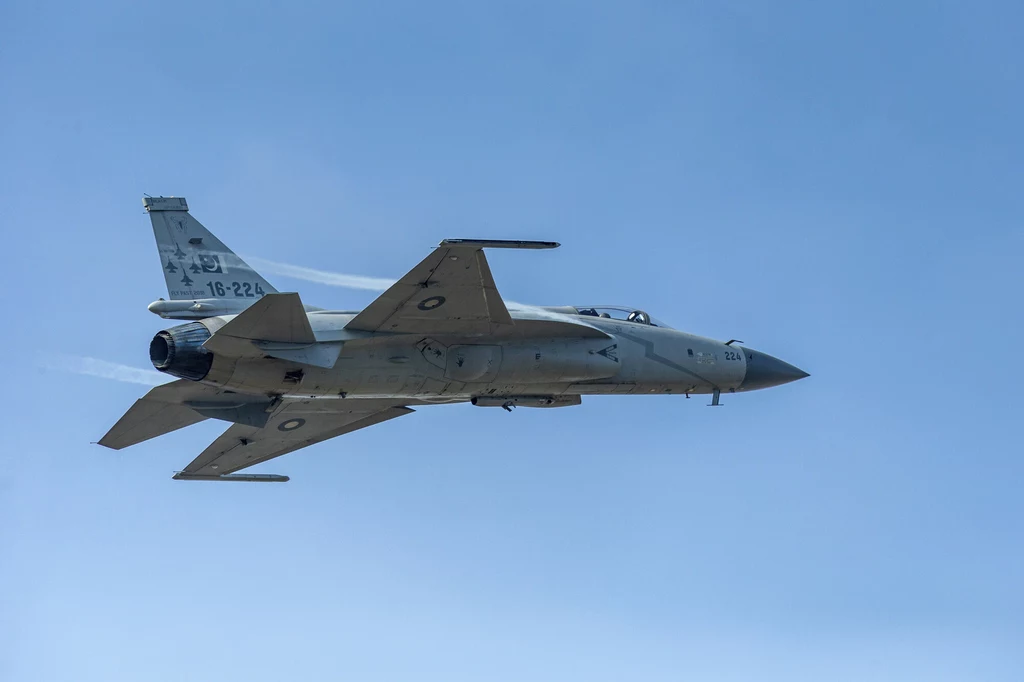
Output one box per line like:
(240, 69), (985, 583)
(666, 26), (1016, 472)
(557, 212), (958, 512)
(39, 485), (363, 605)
(739, 349), (809, 390)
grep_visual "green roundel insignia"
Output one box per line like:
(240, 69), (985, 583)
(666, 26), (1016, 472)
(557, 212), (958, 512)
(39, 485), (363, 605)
(417, 296), (446, 311)
(277, 418), (306, 432)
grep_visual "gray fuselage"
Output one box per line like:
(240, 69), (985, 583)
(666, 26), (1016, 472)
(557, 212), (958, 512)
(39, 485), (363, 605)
(165, 304), (807, 404)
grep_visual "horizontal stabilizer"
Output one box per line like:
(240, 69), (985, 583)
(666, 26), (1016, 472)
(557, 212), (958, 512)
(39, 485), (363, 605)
(202, 293), (341, 366)
(99, 380), (209, 449)
(209, 292), (315, 344)
(100, 380), (287, 449)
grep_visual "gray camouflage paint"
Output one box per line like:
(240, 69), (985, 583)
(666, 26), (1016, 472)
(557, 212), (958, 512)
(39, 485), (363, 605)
(101, 196), (808, 481)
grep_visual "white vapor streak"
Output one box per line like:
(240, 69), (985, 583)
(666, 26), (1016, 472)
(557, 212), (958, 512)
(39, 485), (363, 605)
(246, 255), (532, 307)
(43, 355), (170, 386)
(244, 256), (395, 291)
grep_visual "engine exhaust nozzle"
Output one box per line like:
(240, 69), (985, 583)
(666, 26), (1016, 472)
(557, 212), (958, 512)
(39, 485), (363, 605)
(150, 322), (213, 381)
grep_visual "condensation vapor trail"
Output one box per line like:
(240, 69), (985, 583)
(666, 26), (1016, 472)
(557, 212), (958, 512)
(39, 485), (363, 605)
(42, 355), (170, 386)
(243, 256), (395, 291)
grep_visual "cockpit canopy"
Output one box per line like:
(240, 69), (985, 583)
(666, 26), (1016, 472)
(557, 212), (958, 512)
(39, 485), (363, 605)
(572, 306), (671, 328)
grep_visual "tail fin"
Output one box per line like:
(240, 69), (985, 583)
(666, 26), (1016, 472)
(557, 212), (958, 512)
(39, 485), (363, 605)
(144, 196), (277, 301)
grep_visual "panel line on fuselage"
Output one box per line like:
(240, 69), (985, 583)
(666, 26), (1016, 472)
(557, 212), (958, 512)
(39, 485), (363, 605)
(613, 329), (719, 390)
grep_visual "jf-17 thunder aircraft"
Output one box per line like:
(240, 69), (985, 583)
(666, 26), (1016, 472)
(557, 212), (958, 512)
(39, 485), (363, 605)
(100, 197), (809, 482)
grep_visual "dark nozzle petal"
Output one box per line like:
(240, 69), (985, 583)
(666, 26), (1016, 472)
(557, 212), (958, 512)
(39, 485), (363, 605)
(149, 331), (173, 369)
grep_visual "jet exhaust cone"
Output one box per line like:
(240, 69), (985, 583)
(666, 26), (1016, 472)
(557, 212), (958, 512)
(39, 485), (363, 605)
(150, 322), (213, 381)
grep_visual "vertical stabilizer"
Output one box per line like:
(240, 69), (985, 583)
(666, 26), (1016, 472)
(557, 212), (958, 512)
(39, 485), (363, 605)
(145, 196), (278, 301)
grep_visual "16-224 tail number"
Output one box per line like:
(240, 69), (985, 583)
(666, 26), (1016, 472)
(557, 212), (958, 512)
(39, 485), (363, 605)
(206, 281), (265, 298)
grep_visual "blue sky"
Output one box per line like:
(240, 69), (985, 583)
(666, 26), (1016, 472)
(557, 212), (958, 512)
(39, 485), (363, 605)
(1, 1), (1022, 680)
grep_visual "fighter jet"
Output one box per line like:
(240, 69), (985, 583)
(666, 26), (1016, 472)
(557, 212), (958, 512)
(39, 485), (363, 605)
(100, 197), (809, 481)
